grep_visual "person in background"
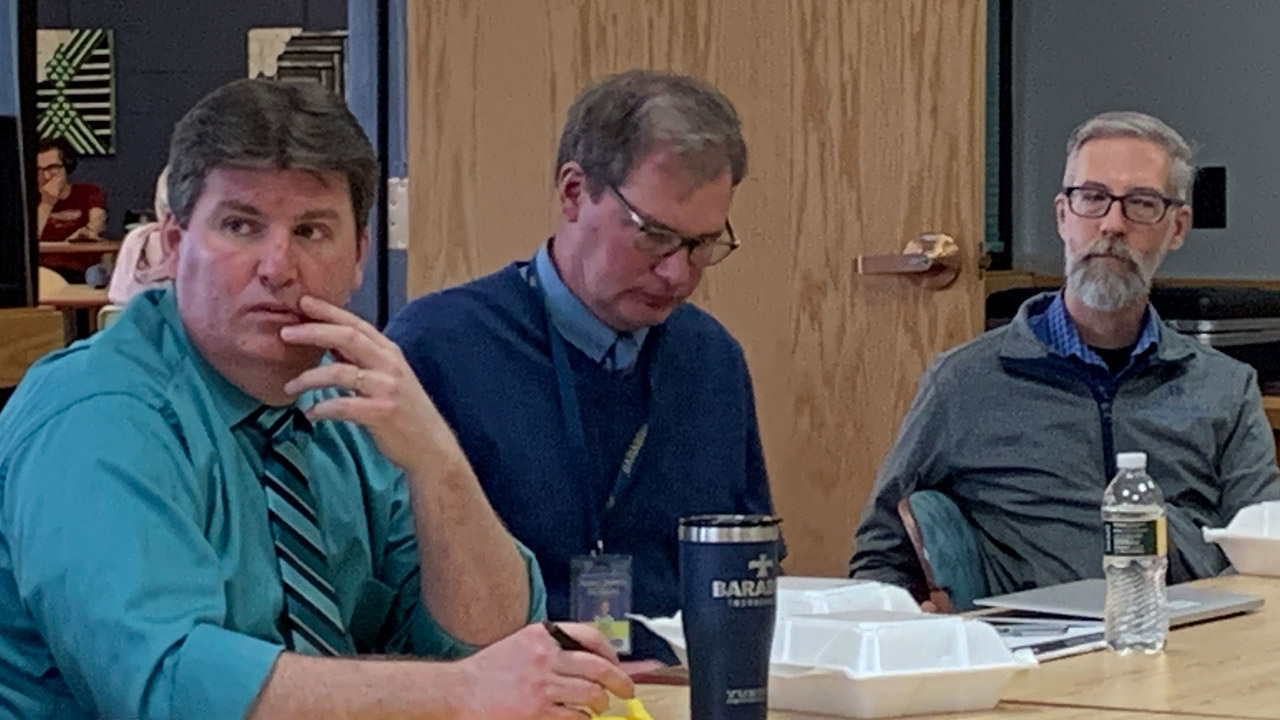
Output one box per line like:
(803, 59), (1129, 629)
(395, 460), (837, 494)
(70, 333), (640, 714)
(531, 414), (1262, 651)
(850, 111), (1280, 605)
(36, 137), (107, 242)
(386, 69), (779, 666)
(108, 167), (172, 305)
(0, 78), (631, 720)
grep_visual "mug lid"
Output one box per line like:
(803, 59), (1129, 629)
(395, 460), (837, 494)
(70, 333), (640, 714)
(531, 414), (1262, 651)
(679, 514), (781, 543)
(679, 514), (780, 528)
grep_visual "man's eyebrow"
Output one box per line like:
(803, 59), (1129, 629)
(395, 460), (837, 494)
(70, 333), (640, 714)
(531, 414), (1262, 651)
(296, 209), (342, 222)
(1078, 180), (1163, 195)
(213, 200), (266, 217)
(212, 202), (342, 223)
(635, 209), (726, 241)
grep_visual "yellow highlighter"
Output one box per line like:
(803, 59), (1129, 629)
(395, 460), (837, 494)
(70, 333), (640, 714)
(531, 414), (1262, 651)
(543, 622), (655, 720)
(596, 697), (655, 720)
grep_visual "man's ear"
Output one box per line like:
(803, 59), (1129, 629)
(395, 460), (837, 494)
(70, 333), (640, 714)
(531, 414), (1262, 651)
(1054, 193), (1068, 235)
(159, 212), (182, 269)
(1168, 203), (1192, 252)
(557, 162), (588, 223)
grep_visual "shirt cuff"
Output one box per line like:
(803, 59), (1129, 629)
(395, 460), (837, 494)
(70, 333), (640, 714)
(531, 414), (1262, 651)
(172, 623), (284, 719)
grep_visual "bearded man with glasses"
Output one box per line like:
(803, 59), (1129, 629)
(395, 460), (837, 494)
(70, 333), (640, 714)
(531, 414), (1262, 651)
(388, 70), (778, 665)
(851, 111), (1278, 606)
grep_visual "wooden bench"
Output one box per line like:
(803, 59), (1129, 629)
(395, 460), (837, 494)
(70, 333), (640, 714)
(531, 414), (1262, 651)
(0, 307), (66, 388)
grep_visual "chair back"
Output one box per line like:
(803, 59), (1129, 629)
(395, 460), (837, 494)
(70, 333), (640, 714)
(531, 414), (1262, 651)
(38, 266), (69, 297)
(897, 490), (989, 612)
(0, 307), (65, 388)
(97, 304), (125, 330)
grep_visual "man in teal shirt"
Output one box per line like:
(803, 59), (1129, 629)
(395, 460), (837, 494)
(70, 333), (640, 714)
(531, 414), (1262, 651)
(0, 79), (631, 719)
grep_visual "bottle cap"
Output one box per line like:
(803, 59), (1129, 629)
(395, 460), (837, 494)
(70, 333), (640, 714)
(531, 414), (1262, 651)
(1116, 451), (1147, 470)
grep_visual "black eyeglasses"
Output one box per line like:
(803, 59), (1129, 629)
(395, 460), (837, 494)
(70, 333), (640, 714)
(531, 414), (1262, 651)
(607, 184), (739, 268)
(1062, 185), (1186, 225)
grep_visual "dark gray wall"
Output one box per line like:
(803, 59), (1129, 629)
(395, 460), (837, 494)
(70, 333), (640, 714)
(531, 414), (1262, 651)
(36, 0), (345, 237)
(1012, 0), (1280, 279)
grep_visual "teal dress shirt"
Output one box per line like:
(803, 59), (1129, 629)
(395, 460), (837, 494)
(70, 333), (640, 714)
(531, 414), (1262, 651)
(0, 288), (546, 720)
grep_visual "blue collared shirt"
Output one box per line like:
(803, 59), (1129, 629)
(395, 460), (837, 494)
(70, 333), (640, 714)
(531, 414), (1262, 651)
(0, 287), (546, 720)
(535, 243), (649, 371)
(1032, 292), (1161, 374)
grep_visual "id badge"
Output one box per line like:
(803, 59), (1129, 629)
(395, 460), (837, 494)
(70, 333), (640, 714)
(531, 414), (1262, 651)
(570, 554), (632, 654)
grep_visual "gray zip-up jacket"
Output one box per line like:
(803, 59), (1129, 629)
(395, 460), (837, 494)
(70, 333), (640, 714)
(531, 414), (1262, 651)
(850, 293), (1280, 598)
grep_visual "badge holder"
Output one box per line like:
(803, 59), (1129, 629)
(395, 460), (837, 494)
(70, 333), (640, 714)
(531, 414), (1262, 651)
(570, 553), (633, 655)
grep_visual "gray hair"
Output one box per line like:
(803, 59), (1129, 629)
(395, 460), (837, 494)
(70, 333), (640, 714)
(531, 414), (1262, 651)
(555, 69), (747, 198)
(167, 78), (379, 228)
(1062, 111), (1194, 201)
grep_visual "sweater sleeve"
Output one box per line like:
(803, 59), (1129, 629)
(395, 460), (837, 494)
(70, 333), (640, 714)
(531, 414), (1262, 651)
(738, 360), (784, 558)
(848, 361), (951, 597)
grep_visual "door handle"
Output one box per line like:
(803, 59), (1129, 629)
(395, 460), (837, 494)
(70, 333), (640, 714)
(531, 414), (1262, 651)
(856, 232), (961, 290)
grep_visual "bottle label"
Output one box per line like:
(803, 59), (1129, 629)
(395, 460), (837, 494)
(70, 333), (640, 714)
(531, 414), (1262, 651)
(1104, 516), (1167, 557)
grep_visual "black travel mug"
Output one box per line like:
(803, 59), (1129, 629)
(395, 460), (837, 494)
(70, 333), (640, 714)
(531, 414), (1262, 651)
(679, 514), (782, 720)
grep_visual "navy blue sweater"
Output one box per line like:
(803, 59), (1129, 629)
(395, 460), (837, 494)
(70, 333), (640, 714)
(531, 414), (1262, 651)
(386, 262), (776, 661)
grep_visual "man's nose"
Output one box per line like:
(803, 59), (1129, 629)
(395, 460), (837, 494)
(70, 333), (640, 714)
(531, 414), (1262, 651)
(257, 229), (299, 287)
(652, 246), (695, 286)
(1099, 197), (1129, 235)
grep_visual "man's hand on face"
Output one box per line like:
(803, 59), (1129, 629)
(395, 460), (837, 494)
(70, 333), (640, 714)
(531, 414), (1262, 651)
(279, 295), (454, 473)
(451, 623), (635, 719)
(39, 177), (62, 206)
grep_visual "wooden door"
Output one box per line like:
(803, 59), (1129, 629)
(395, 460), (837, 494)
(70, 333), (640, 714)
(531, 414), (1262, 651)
(405, 0), (986, 576)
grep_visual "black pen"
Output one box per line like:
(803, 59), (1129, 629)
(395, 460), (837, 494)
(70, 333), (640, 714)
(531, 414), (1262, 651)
(544, 620), (590, 651)
(544, 621), (651, 718)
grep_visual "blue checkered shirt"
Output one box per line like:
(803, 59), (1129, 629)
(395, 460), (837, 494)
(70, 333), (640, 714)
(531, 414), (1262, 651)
(1033, 292), (1160, 375)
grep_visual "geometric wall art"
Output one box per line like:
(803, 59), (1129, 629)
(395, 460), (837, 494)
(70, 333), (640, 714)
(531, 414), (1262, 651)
(36, 29), (116, 155)
(248, 28), (347, 98)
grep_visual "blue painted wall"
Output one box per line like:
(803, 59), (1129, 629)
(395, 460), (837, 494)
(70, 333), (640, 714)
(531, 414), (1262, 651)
(0, 0), (17, 115)
(346, 0), (405, 324)
(34, 0), (345, 238)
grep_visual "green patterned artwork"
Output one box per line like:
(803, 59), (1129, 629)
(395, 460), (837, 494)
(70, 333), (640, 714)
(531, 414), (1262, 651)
(36, 29), (116, 155)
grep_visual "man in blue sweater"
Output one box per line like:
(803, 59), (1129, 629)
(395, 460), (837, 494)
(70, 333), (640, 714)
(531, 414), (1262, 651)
(387, 70), (779, 665)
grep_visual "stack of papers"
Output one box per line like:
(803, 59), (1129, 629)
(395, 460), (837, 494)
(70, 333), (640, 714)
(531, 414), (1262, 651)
(977, 614), (1106, 660)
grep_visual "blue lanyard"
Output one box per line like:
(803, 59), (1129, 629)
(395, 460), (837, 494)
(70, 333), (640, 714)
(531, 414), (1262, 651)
(525, 261), (652, 551)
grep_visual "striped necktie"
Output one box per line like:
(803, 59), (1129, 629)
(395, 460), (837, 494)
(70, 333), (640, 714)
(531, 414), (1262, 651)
(250, 405), (355, 656)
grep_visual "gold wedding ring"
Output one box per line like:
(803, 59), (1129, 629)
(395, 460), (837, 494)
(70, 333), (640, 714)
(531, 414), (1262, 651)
(354, 369), (367, 396)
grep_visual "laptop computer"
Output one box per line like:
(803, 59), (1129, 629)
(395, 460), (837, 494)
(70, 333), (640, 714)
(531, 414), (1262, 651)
(974, 578), (1263, 626)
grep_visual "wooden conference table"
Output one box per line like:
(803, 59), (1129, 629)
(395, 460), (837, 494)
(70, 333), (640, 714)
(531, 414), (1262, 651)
(38, 283), (109, 338)
(38, 239), (120, 275)
(631, 574), (1280, 720)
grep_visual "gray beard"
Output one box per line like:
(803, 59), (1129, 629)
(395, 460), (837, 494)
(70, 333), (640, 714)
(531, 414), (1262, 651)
(1064, 240), (1154, 312)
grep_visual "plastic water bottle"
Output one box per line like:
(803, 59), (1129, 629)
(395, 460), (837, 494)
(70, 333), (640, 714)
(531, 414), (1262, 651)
(1102, 451), (1168, 653)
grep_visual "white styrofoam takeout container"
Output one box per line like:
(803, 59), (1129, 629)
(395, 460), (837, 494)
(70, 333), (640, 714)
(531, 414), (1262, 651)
(775, 576), (922, 617)
(1203, 500), (1280, 576)
(634, 578), (1034, 718)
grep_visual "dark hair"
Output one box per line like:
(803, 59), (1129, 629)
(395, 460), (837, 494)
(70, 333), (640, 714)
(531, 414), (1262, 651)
(37, 137), (77, 173)
(555, 70), (747, 199)
(167, 78), (379, 228)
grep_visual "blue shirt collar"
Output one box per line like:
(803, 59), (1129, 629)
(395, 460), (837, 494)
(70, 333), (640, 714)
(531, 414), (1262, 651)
(1037, 291), (1160, 372)
(533, 242), (649, 370)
